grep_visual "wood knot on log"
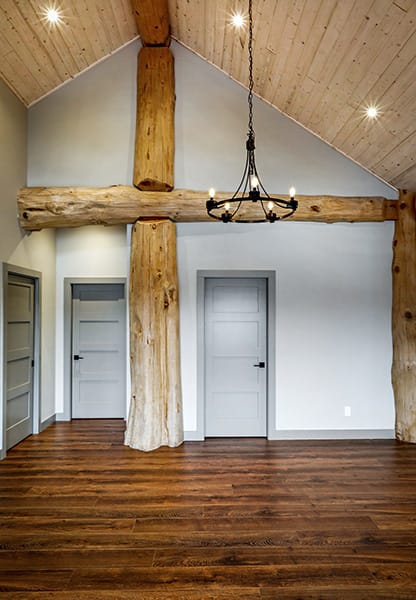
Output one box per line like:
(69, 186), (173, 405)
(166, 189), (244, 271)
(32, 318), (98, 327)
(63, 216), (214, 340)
(404, 310), (413, 320)
(394, 265), (400, 273)
(164, 286), (176, 309)
(311, 205), (321, 213)
(400, 202), (407, 210)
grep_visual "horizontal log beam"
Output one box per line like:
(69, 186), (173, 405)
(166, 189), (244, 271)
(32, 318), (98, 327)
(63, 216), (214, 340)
(17, 186), (398, 231)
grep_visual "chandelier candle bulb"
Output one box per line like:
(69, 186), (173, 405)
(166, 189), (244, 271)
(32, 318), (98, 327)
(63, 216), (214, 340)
(290, 187), (296, 199)
(209, 188), (215, 199)
(251, 175), (259, 189)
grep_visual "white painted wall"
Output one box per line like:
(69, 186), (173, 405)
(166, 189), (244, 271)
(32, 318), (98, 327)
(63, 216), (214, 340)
(177, 221), (394, 434)
(0, 80), (56, 456)
(55, 226), (129, 415)
(27, 40), (397, 436)
(28, 42), (138, 186)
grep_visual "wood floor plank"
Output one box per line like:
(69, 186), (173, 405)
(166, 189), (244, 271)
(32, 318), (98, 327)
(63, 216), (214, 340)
(260, 589), (416, 600)
(1, 420), (416, 597)
(0, 549), (155, 569)
(66, 564), (375, 590)
(0, 592), (262, 599)
(132, 515), (377, 533)
(0, 517), (135, 534)
(0, 569), (73, 592)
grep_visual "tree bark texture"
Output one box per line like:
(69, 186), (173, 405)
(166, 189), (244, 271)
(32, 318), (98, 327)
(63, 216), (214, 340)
(133, 47), (175, 192)
(392, 189), (416, 443)
(18, 186), (398, 230)
(131, 0), (170, 46)
(125, 218), (183, 451)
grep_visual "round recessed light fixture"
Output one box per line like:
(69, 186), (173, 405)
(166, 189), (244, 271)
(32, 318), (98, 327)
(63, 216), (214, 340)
(366, 105), (379, 120)
(231, 11), (246, 29)
(41, 5), (63, 27)
(46, 8), (60, 23)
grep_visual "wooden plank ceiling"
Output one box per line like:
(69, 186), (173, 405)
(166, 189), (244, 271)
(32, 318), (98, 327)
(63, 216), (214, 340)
(1, 0), (415, 191)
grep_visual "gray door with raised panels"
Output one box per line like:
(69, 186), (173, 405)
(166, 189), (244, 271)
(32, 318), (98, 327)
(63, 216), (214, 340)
(71, 284), (126, 419)
(205, 277), (267, 436)
(6, 275), (35, 450)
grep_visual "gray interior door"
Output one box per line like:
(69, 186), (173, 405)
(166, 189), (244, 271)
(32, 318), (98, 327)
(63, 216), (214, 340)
(205, 277), (268, 436)
(72, 284), (126, 419)
(6, 275), (35, 450)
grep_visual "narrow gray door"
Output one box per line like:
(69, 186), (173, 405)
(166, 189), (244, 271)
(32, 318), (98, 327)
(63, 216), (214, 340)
(71, 284), (126, 419)
(205, 277), (267, 436)
(6, 275), (35, 450)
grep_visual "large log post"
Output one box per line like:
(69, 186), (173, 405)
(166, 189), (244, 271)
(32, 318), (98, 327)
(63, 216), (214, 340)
(125, 218), (183, 451)
(133, 46), (175, 192)
(131, 0), (170, 46)
(392, 189), (416, 443)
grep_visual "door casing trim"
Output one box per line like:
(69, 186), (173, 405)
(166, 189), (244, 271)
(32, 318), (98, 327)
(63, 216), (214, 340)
(61, 277), (127, 421)
(196, 270), (276, 440)
(1, 263), (41, 458)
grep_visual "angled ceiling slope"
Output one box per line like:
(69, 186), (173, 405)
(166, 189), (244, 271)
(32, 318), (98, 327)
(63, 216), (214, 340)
(1, 0), (415, 191)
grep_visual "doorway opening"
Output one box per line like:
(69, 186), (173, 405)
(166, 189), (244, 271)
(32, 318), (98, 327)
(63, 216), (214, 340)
(197, 270), (276, 439)
(63, 278), (127, 421)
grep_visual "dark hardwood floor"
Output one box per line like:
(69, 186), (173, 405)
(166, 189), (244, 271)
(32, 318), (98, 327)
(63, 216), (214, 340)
(1, 420), (416, 598)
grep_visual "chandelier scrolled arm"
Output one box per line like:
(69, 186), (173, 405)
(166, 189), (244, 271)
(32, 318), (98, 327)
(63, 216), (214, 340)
(206, 132), (298, 224)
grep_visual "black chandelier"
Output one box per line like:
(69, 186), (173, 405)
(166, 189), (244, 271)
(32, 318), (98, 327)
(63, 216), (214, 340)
(206, 0), (298, 223)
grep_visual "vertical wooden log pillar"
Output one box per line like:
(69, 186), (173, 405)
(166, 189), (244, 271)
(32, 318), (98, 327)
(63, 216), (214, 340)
(392, 189), (416, 442)
(133, 46), (175, 192)
(127, 0), (181, 450)
(125, 219), (183, 451)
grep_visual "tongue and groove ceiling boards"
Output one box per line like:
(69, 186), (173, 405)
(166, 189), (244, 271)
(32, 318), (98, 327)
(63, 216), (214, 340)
(1, 0), (415, 190)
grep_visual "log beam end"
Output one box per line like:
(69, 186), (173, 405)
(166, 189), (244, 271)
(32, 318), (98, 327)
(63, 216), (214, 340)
(135, 179), (173, 193)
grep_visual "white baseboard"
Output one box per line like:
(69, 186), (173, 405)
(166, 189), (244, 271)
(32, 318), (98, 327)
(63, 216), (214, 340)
(40, 414), (56, 432)
(184, 429), (395, 441)
(268, 429), (395, 440)
(184, 430), (204, 441)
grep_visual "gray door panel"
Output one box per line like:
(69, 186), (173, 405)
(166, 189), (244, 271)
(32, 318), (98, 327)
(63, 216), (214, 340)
(6, 277), (35, 450)
(205, 278), (267, 436)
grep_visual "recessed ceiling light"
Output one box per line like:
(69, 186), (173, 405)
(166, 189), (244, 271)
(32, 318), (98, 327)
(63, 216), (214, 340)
(47, 8), (60, 23)
(366, 105), (379, 119)
(231, 11), (246, 29)
(41, 5), (63, 27)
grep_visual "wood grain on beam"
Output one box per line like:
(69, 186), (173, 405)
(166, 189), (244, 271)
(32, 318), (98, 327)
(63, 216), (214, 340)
(134, 47), (175, 191)
(392, 189), (416, 443)
(18, 186), (398, 231)
(131, 0), (170, 46)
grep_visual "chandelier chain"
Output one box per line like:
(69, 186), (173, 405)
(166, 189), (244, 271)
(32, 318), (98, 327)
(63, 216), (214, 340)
(247, 0), (254, 138)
